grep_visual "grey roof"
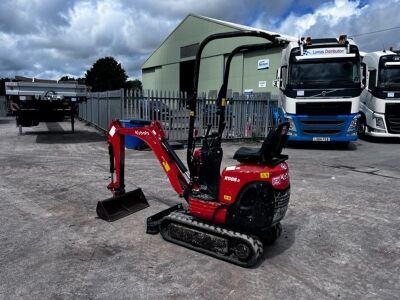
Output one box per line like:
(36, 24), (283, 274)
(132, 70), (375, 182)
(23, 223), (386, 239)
(141, 14), (297, 68)
(194, 14), (297, 42)
(15, 76), (58, 84)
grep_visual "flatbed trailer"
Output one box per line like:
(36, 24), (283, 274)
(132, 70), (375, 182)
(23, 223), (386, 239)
(5, 79), (87, 133)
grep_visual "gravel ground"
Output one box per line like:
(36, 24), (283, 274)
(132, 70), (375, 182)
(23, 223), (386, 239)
(0, 117), (399, 300)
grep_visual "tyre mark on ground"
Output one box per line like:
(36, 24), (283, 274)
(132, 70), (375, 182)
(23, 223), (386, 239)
(326, 164), (400, 180)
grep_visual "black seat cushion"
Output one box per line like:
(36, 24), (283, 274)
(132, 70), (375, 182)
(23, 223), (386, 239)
(233, 122), (290, 164)
(232, 146), (261, 162)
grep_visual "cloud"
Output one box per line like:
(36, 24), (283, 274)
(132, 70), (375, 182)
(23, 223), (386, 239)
(274, 0), (361, 37)
(0, 0), (73, 34)
(0, 0), (295, 79)
(0, 0), (399, 80)
(258, 0), (400, 51)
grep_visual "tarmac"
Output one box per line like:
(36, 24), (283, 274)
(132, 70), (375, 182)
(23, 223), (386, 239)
(0, 117), (399, 299)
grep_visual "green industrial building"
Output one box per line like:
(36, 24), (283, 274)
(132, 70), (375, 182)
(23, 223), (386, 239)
(141, 14), (295, 97)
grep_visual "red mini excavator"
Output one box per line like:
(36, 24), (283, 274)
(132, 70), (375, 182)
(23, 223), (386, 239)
(97, 30), (291, 267)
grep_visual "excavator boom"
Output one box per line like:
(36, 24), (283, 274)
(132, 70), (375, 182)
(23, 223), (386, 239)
(96, 119), (189, 221)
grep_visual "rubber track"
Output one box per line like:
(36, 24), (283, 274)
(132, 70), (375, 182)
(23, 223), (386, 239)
(160, 211), (263, 268)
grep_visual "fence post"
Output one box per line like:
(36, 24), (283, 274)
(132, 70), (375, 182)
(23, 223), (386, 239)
(106, 91), (109, 127)
(265, 94), (270, 137)
(120, 88), (124, 120)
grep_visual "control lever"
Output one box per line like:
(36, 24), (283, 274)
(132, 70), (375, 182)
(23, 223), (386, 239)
(203, 124), (212, 148)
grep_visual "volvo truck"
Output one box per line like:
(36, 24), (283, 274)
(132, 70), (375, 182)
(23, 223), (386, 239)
(273, 36), (364, 143)
(359, 51), (400, 137)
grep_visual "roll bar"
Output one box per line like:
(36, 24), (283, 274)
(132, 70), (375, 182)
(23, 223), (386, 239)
(186, 30), (283, 175)
(217, 43), (277, 105)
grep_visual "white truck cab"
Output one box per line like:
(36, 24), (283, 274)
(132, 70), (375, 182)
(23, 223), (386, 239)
(273, 35), (364, 143)
(359, 51), (400, 137)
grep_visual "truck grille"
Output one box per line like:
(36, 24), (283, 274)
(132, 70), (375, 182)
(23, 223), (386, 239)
(298, 118), (347, 135)
(385, 103), (400, 133)
(303, 129), (341, 135)
(301, 120), (344, 125)
(297, 102), (352, 115)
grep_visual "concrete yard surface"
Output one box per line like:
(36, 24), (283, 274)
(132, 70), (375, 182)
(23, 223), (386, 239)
(0, 117), (399, 299)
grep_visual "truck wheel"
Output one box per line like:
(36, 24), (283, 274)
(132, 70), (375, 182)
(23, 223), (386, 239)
(358, 117), (366, 137)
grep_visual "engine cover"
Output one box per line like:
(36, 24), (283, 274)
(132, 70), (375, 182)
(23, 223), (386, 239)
(220, 162), (290, 233)
(226, 182), (290, 232)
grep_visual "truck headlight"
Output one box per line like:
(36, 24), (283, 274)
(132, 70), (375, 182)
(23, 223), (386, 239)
(347, 114), (359, 135)
(286, 117), (297, 136)
(373, 113), (386, 130)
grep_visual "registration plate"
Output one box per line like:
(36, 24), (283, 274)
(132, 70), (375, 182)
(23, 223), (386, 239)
(313, 137), (331, 142)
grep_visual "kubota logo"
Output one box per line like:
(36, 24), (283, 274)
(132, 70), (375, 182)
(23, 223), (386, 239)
(134, 130), (150, 136)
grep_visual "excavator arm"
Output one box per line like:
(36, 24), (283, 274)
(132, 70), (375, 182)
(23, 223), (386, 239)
(107, 120), (190, 198)
(97, 119), (190, 222)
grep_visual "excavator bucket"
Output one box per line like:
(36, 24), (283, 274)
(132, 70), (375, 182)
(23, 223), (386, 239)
(96, 188), (149, 222)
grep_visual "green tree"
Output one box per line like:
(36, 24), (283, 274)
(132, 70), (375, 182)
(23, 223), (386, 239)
(59, 76), (76, 82)
(85, 57), (128, 92)
(59, 76), (86, 85)
(125, 79), (142, 91)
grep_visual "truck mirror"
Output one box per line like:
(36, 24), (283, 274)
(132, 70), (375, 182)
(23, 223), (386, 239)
(361, 63), (367, 87)
(280, 66), (287, 90)
(275, 68), (282, 88)
(276, 68), (281, 78)
(368, 69), (376, 91)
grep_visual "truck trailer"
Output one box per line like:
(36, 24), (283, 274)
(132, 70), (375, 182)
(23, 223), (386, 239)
(359, 51), (400, 137)
(273, 35), (364, 143)
(5, 77), (87, 133)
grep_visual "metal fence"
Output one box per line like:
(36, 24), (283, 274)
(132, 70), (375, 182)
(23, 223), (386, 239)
(78, 90), (123, 131)
(0, 96), (7, 117)
(78, 89), (278, 141)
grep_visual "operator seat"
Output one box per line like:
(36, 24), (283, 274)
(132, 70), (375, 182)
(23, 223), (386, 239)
(233, 122), (290, 164)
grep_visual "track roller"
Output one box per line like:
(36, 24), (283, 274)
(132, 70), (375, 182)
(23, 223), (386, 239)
(159, 211), (263, 267)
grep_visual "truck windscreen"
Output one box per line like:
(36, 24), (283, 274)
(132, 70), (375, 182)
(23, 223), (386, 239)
(288, 60), (360, 89)
(379, 68), (400, 90)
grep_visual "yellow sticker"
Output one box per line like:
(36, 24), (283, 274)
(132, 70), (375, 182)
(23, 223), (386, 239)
(221, 98), (226, 107)
(162, 161), (171, 172)
(260, 172), (270, 179)
(190, 111), (195, 116)
(223, 195), (232, 202)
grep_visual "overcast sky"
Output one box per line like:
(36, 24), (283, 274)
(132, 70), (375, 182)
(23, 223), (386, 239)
(0, 0), (399, 80)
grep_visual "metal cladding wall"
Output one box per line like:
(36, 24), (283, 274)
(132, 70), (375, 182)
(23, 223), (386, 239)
(141, 14), (285, 96)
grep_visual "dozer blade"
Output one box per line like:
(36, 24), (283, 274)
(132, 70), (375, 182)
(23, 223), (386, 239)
(146, 204), (183, 234)
(96, 188), (149, 222)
